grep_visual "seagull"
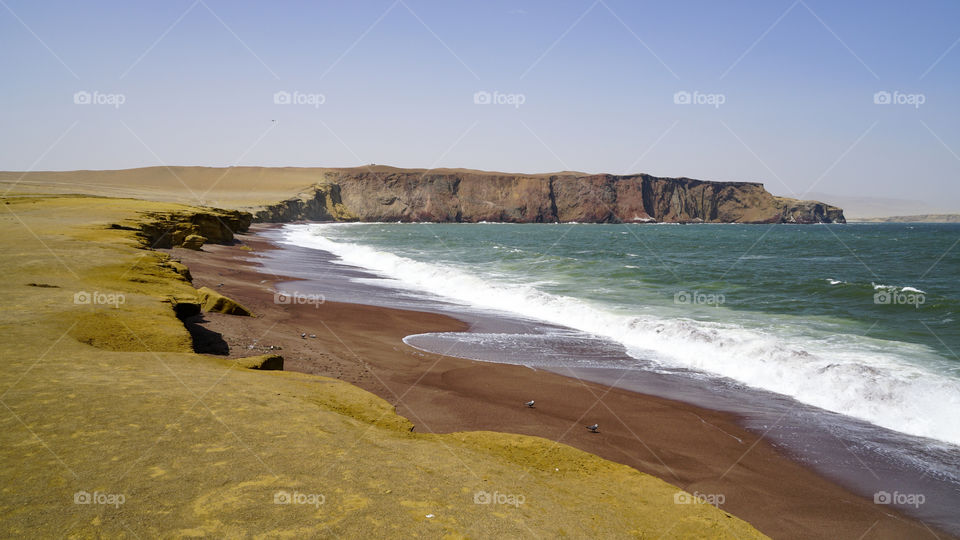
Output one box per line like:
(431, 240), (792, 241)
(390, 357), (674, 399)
(524, 400), (535, 408)
(300, 332), (306, 339)
(586, 424), (599, 433)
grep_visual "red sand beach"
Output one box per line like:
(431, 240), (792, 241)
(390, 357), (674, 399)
(168, 226), (948, 540)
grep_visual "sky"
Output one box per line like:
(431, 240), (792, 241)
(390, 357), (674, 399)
(1, 0), (959, 211)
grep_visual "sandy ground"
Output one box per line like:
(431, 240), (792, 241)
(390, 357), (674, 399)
(168, 228), (948, 540)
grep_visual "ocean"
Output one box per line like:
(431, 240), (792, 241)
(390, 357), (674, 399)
(274, 221), (960, 531)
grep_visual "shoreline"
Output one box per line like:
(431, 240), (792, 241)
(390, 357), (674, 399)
(169, 224), (952, 540)
(5, 195), (774, 537)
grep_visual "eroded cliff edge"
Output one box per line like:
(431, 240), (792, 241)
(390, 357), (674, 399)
(253, 169), (845, 224)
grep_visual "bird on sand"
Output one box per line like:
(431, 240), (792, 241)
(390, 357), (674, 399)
(586, 424), (599, 433)
(524, 400), (535, 408)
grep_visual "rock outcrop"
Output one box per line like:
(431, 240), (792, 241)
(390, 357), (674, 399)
(773, 197), (847, 224)
(181, 234), (206, 250)
(253, 183), (356, 222)
(134, 208), (253, 248)
(197, 287), (253, 316)
(251, 169), (845, 224)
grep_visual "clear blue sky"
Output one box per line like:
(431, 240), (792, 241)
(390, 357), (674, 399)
(2, 0), (959, 209)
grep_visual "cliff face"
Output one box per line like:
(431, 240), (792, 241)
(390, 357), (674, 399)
(252, 170), (845, 224)
(252, 184), (356, 223)
(131, 208), (253, 249)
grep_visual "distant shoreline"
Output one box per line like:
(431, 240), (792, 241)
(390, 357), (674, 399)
(848, 214), (960, 223)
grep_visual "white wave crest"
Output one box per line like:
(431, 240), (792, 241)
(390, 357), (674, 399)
(873, 282), (927, 294)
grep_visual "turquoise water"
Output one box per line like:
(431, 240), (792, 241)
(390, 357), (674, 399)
(284, 222), (960, 445)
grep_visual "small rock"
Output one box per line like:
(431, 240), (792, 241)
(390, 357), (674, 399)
(197, 287), (252, 316)
(181, 234), (206, 250)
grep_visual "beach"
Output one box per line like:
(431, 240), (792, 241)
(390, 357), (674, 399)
(1, 195), (787, 538)
(168, 223), (952, 540)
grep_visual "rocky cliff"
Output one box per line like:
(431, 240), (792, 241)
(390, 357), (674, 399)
(252, 169), (845, 224)
(126, 208), (253, 249)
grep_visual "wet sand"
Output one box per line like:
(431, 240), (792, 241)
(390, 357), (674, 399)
(167, 226), (951, 540)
